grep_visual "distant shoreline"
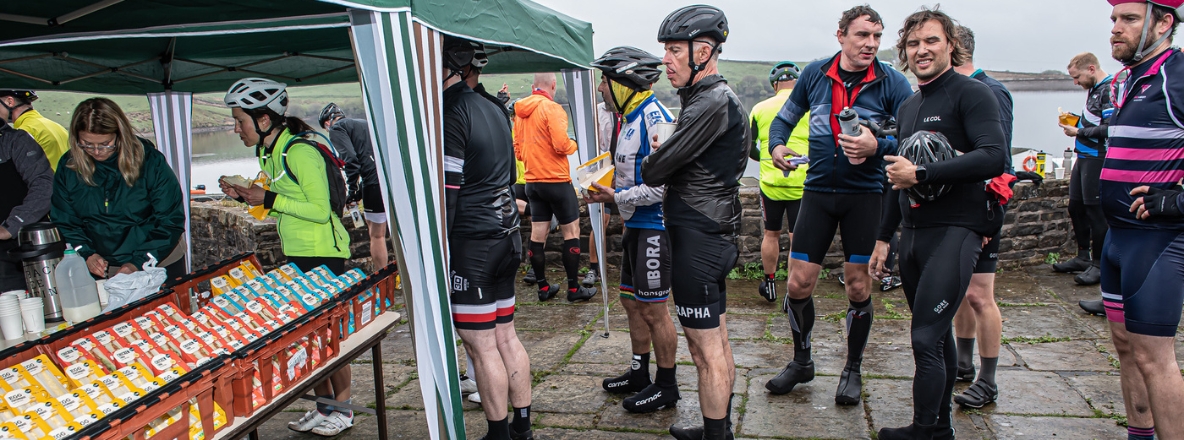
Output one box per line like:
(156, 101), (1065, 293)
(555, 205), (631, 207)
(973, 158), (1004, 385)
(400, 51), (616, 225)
(995, 78), (1079, 92)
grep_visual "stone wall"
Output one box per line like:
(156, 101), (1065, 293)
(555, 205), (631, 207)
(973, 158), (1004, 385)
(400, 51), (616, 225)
(188, 179), (1073, 274)
(188, 200), (383, 272)
(522, 179), (1074, 270)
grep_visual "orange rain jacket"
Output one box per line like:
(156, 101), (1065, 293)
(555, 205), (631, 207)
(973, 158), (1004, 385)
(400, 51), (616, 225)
(513, 91), (578, 183)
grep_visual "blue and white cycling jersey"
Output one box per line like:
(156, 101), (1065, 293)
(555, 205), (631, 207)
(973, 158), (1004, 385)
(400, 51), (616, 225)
(613, 95), (673, 230)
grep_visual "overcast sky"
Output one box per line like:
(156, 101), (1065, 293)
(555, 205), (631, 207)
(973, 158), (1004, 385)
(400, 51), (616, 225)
(532, 0), (1125, 74)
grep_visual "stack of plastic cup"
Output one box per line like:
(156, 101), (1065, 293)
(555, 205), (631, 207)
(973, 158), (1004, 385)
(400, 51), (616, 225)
(20, 297), (44, 334)
(0, 295), (23, 340)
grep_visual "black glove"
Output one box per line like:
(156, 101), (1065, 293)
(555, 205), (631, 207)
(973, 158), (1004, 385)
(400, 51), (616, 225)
(1141, 186), (1184, 218)
(347, 188), (363, 205)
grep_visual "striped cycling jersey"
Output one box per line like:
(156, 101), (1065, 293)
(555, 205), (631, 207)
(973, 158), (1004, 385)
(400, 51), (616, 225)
(1100, 48), (1184, 231)
(613, 95), (674, 230)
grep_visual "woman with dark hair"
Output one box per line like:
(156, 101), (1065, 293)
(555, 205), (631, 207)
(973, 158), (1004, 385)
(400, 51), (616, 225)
(51, 98), (186, 279)
(220, 77), (353, 437)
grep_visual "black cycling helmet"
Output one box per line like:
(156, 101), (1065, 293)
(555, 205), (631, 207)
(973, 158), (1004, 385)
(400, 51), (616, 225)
(591, 46), (663, 91)
(319, 102), (345, 126)
(442, 36), (476, 81)
(897, 130), (959, 202)
(0, 90), (37, 103)
(657, 5), (729, 43)
(768, 61), (800, 87)
(657, 5), (728, 88)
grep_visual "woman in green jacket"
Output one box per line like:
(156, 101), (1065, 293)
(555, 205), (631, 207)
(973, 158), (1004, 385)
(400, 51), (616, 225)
(51, 98), (186, 279)
(219, 77), (353, 437)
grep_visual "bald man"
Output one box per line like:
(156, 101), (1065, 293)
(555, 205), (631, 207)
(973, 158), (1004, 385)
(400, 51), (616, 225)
(514, 73), (597, 303)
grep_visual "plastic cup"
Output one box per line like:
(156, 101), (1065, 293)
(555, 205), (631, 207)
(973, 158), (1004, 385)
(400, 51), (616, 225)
(0, 291), (25, 300)
(652, 123), (676, 145)
(20, 307), (43, 334)
(0, 313), (24, 340)
(1054, 168), (1065, 179)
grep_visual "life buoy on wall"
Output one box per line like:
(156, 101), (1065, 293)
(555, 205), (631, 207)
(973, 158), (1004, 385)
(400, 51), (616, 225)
(1022, 155), (1038, 172)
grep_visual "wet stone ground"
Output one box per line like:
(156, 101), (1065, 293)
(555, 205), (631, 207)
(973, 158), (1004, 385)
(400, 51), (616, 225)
(249, 264), (1181, 439)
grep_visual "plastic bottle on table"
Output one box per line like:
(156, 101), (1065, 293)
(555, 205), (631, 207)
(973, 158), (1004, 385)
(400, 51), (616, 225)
(1063, 148), (1074, 173)
(53, 246), (102, 323)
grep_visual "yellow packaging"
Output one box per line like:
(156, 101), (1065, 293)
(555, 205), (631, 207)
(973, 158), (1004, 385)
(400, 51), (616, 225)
(43, 422), (84, 440)
(0, 367), (33, 392)
(6, 413), (51, 440)
(74, 382), (115, 408)
(240, 262), (264, 280)
(2, 389), (44, 418)
(116, 365), (156, 390)
(226, 267), (251, 287)
(26, 397), (73, 430)
(98, 372), (145, 404)
(20, 356), (71, 398)
(0, 421), (27, 439)
(61, 361), (104, 390)
(186, 399), (227, 440)
(209, 276), (235, 296)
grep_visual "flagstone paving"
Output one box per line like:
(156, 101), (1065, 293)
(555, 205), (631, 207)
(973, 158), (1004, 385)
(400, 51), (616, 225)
(251, 264), (1164, 439)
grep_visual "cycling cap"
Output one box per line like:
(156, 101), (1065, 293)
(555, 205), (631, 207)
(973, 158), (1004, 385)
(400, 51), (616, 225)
(591, 46), (664, 90)
(319, 102), (345, 125)
(0, 90), (37, 103)
(768, 61), (800, 86)
(224, 78), (288, 115)
(898, 130), (958, 202)
(657, 5), (729, 43)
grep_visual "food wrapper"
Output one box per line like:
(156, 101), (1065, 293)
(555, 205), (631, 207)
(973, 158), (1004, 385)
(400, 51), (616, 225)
(278, 264), (301, 281)
(226, 266), (251, 287)
(6, 413), (51, 440)
(209, 275), (236, 296)
(61, 361), (105, 390)
(0, 421), (28, 439)
(1057, 107), (1081, 126)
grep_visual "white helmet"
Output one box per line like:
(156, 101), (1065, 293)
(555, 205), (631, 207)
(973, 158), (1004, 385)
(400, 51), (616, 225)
(224, 77), (288, 115)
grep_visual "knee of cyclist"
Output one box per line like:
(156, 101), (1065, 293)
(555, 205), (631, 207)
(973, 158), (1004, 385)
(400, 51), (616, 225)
(965, 292), (993, 311)
(787, 276), (815, 295)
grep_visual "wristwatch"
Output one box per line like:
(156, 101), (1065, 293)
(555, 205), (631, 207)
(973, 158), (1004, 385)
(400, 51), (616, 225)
(914, 165), (928, 183)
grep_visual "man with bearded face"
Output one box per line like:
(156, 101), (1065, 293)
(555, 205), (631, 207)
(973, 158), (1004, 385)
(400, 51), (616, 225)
(1098, 2), (1184, 439)
(1055, 53), (1114, 291)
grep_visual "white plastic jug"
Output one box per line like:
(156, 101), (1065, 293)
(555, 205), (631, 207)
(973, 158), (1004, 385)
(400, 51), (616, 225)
(53, 246), (102, 323)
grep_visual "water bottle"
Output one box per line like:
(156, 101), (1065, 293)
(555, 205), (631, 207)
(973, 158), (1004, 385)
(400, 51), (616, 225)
(838, 108), (865, 165)
(53, 247), (102, 323)
(1063, 148), (1074, 172)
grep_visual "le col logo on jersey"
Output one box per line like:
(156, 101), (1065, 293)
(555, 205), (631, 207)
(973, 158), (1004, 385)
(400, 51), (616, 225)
(923, 115), (942, 123)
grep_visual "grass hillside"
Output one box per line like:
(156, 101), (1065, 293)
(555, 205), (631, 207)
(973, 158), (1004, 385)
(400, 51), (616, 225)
(29, 58), (1067, 134)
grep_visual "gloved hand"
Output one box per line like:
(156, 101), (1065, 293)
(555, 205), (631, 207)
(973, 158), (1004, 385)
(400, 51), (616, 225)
(1139, 186), (1184, 218)
(347, 188), (363, 205)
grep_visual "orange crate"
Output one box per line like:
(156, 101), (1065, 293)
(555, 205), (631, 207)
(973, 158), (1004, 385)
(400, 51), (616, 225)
(165, 253), (264, 312)
(229, 308), (335, 419)
(76, 359), (233, 440)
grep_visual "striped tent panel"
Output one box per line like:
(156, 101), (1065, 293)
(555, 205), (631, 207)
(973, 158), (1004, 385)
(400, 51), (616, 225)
(348, 9), (464, 440)
(147, 91), (193, 272)
(560, 69), (610, 333)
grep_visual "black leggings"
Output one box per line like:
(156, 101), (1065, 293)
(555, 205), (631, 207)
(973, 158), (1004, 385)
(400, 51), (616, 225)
(1068, 198), (1108, 261)
(898, 226), (981, 426)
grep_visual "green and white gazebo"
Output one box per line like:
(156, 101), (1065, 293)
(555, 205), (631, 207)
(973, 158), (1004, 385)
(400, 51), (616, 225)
(0, 2), (608, 439)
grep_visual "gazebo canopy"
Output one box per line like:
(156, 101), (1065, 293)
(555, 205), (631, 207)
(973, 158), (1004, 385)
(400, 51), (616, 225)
(0, 0), (594, 93)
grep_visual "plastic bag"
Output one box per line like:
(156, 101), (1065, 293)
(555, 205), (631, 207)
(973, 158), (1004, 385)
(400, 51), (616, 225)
(102, 254), (168, 312)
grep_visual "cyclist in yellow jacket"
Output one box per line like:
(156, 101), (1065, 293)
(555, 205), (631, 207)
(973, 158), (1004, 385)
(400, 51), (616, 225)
(0, 90), (69, 171)
(750, 62), (810, 303)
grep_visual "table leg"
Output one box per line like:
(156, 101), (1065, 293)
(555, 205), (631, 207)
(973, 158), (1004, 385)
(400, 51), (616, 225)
(373, 343), (387, 440)
(249, 429), (260, 440)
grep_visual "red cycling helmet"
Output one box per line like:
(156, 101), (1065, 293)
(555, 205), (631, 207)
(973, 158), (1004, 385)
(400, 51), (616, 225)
(1108, 0), (1183, 64)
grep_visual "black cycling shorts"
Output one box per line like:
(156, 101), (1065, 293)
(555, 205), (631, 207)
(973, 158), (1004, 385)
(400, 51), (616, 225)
(974, 230), (1002, 274)
(449, 234), (522, 331)
(668, 225), (737, 329)
(1069, 157), (1104, 206)
(362, 184), (386, 214)
(513, 183), (528, 202)
(1100, 227), (1184, 337)
(620, 228), (672, 303)
(760, 190), (802, 233)
(790, 191), (881, 265)
(526, 182), (580, 224)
